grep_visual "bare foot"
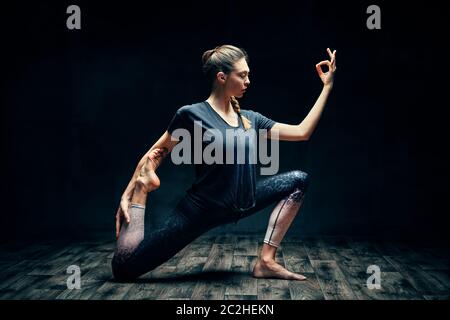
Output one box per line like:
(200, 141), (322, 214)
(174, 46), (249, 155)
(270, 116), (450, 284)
(136, 148), (167, 192)
(253, 258), (307, 281)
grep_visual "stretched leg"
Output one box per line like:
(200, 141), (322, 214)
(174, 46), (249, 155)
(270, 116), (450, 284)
(237, 170), (310, 281)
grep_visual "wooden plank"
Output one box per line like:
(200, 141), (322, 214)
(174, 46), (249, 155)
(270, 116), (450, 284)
(176, 256), (208, 275)
(373, 241), (411, 256)
(18, 289), (62, 300)
(79, 252), (110, 271)
(147, 266), (177, 279)
(0, 271), (29, 288)
(214, 235), (236, 245)
(303, 239), (334, 261)
(257, 279), (291, 300)
(348, 239), (383, 257)
(282, 243), (314, 273)
(225, 295), (258, 300)
(203, 244), (234, 272)
(282, 236), (304, 243)
(332, 248), (361, 270)
(147, 257), (209, 299)
(310, 260), (356, 300)
(225, 255), (257, 296)
(2, 274), (50, 291)
(0, 290), (17, 300)
(355, 271), (423, 300)
(89, 281), (133, 300)
(122, 283), (165, 300)
(357, 256), (397, 272)
(56, 279), (105, 300)
(4, 275), (53, 299)
(2, 259), (37, 275)
(190, 244), (234, 300)
(27, 249), (86, 276)
(195, 235), (218, 244)
(176, 243), (213, 259)
(423, 294), (450, 300)
(234, 236), (259, 256)
(321, 237), (352, 252)
(191, 281), (227, 300)
(289, 273), (324, 300)
(82, 259), (114, 281)
(158, 283), (195, 300)
(384, 255), (449, 295)
(424, 270), (450, 290)
(407, 251), (449, 271)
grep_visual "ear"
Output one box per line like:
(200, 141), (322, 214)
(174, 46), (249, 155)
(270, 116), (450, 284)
(216, 71), (226, 83)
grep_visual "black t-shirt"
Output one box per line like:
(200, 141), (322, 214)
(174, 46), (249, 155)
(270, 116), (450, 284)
(166, 100), (276, 212)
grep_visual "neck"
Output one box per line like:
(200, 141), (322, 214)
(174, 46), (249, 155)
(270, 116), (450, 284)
(206, 89), (234, 115)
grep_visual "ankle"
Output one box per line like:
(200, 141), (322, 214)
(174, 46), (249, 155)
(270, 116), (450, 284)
(135, 178), (150, 194)
(260, 256), (275, 264)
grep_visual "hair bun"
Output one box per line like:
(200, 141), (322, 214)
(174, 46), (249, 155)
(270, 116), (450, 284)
(201, 49), (215, 64)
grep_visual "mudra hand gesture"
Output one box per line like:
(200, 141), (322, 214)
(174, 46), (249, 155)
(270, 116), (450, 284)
(316, 48), (337, 87)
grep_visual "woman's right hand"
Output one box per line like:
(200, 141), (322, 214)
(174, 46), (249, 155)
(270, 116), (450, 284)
(116, 196), (131, 239)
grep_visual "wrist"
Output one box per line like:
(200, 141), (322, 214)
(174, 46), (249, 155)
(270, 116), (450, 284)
(323, 83), (333, 91)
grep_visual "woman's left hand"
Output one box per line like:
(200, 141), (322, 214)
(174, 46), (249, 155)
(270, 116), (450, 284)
(316, 48), (337, 87)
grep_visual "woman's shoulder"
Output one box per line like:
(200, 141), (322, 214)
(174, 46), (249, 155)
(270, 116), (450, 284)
(240, 108), (258, 118)
(175, 101), (205, 116)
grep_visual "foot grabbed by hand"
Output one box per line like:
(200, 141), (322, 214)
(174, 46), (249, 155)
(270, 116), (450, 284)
(136, 148), (167, 193)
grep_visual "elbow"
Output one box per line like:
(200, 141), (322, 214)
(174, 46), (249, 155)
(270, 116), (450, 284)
(296, 124), (310, 141)
(298, 130), (310, 141)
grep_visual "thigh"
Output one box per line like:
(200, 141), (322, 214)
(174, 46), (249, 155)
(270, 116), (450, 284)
(238, 170), (310, 220)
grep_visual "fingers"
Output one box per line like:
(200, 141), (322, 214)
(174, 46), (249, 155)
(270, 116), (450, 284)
(119, 200), (130, 227)
(316, 60), (330, 75)
(315, 63), (324, 76)
(326, 48), (337, 68)
(327, 48), (333, 59)
(327, 47), (336, 67)
(120, 202), (131, 224)
(115, 213), (121, 239)
(124, 207), (131, 224)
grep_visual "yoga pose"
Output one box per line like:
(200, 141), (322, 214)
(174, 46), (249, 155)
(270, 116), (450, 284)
(112, 45), (337, 281)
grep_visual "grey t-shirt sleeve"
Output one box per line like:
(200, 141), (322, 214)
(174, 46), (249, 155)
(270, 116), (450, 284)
(167, 108), (189, 135)
(253, 111), (277, 131)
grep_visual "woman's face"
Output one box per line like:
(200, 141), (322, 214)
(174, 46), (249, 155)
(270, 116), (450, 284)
(221, 58), (251, 98)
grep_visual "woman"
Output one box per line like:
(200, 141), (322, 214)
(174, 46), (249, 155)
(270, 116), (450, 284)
(112, 44), (337, 281)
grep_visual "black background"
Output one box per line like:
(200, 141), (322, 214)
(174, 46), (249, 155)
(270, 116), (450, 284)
(1, 0), (449, 244)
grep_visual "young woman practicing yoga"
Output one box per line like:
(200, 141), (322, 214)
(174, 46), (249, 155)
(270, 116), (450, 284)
(111, 44), (337, 281)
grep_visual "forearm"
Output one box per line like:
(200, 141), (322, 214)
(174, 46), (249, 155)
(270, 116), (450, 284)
(299, 84), (333, 139)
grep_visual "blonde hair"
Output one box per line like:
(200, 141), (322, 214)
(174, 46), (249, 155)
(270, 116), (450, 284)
(202, 45), (252, 130)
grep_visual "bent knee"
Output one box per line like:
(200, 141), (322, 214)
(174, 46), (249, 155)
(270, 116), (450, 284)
(290, 170), (310, 192)
(111, 255), (139, 282)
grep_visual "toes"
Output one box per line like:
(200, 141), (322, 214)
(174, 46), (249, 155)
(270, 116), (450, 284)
(292, 273), (307, 281)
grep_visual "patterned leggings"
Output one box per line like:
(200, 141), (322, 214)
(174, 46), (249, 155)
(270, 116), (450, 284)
(111, 170), (310, 281)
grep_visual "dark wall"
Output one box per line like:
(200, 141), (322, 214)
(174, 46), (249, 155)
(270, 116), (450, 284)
(2, 1), (449, 243)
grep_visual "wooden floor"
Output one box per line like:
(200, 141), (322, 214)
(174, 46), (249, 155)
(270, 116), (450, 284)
(0, 235), (449, 300)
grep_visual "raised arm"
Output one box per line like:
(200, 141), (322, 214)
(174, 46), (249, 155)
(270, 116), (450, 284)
(115, 130), (179, 238)
(268, 48), (337, 141)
